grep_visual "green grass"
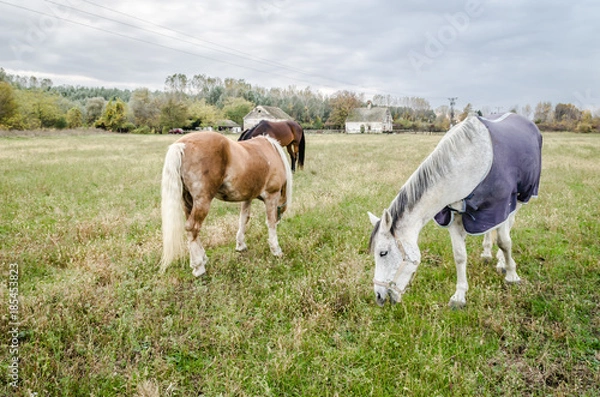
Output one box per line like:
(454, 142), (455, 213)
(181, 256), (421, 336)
(1, 131), (599, 396)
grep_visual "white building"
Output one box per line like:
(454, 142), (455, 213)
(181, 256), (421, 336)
(345, 103), (393, 133)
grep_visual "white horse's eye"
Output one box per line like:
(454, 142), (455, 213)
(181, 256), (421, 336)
(379, 250), (388, 257)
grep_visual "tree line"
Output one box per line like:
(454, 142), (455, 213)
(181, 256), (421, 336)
(1, 68), (598, 133)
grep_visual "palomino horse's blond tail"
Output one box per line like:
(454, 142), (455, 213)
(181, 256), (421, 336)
(160, 142), (186, 272)
(265, 136), (293, 208)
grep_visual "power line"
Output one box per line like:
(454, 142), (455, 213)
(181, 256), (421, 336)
(45, 0), (400, 96)
(47, 0), (313, 79)
(1, 0), (324, 87)
(1, 0), (411, 98)
(77, 0), (313, 78)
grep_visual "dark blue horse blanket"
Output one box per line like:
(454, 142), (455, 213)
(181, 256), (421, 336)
(433, 113), (542, 234)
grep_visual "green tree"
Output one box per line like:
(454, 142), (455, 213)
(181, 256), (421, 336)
(66, 107), (83, 128)
(159, 97), (188, 131)
(188, 99), (221, 129)
(224, 78), (252, 99)
(534, 101), (553, 123)
(207, 85), (225, 107)
(96, 98), (128, 132)
(554, 103), (581, 123)
(15, 90), (63, 129)
(577, 110), (594, 133)
(0, 82), (18, 127)
(221, 97), (254, 125)
(327, 90), (363, 128)
(164, 73), (189, 101)
(85, 97), (106, 126)
(129, 88), (160, 129)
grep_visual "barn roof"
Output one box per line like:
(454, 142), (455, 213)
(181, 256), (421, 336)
(244, 106), (293, 121)
(346, 107), (390, 122)
(216, 119), (240, 128)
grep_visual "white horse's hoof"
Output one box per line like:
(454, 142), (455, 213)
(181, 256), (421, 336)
(449, 291), (467, 309)
(448, 299), (466, 309)
(504, 275), (521, 285)
(271, 248), (283, 257)
(236, 243), (248, 252)
(192, 265), (206, 277)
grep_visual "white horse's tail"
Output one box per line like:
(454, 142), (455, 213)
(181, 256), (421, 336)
(160, 142), (186, 272)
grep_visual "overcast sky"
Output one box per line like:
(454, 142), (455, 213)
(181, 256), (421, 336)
(1, 0), (599, 112)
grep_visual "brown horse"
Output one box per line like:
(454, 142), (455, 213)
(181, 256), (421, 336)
(160, 131), (293, 277)
(238, 120), (305, 172)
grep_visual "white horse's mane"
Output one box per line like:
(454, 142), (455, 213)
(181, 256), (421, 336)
(385, 117), (485, 229)
(370, 117), (484, 249)
(392, 117), (483, 219)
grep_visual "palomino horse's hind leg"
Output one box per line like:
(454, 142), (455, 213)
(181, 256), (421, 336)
(186, 199), (211, 277)
(495, 208), (521, 284)
(236, 200), (252, 252)
(264, 195), (283, 257)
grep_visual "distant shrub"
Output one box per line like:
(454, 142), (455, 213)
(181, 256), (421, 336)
(131, 125), (152, 134)
(576, 122), (593, 134)
(122, 122), (136, 133)
(54, 116), (68, 129)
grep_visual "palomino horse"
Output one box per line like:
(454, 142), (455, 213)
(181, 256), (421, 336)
(238, 120), (306, 172)
(368, 113), (542, 308)
(160, 131), (293, 277)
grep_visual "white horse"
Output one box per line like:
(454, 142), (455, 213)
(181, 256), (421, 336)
(368, 113), (542, 308)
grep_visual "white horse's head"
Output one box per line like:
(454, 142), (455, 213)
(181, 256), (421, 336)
(368, 210), (419, 306)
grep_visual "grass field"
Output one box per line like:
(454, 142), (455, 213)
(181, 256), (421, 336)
(1, 130), (599, 396)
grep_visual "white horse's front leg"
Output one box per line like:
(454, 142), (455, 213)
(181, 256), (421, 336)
(448, 215), (469, 308)
(481, 230), (495, 260)
(495, 206), (519, 277)
(236, 200), (252, 252)
(264, 196), (283, 257)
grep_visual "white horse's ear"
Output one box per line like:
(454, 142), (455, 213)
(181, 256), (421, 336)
(368, 211), (380, 226)
(381, 209), (393, 231)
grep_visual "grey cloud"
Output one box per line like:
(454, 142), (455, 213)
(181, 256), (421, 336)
(1, 0), (598, 110)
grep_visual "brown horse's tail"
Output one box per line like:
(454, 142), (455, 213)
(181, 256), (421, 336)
(298, 129), (305, 170)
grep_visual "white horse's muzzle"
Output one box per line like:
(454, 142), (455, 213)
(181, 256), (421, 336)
(373, 260), (417, 306)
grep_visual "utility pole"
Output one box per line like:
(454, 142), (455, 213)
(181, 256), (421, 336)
(448, 97), (457, 126)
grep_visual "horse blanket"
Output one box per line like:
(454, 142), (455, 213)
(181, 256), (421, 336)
(433, 113), (542, 234)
